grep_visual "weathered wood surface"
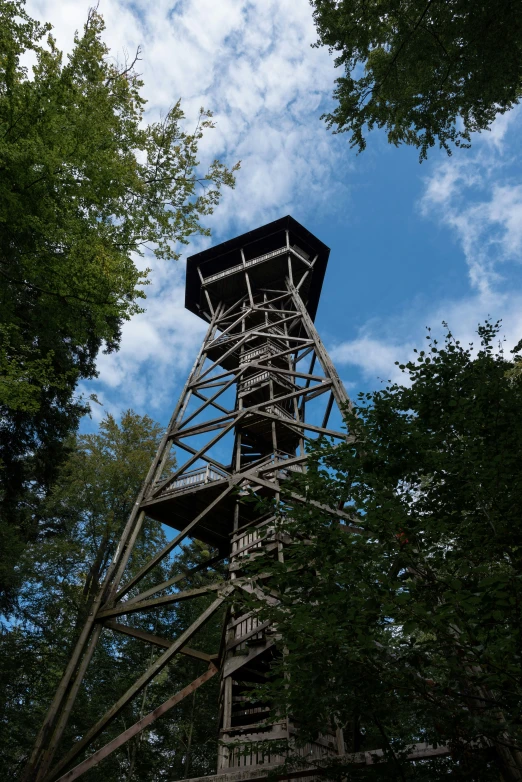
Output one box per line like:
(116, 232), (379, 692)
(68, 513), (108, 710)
(27, 219), (361, 782)
(54, 665), (219, 782)
(174, 742), (451, 782)
(46, 593), (231, 781)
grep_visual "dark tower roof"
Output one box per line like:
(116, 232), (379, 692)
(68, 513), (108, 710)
(185, 215), (330, 322)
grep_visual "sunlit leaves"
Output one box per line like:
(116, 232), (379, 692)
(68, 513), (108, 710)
(311, 0), (522, 159)
(0, 1), (238, 599)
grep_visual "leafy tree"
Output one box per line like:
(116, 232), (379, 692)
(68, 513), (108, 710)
(0, 411), (224, 780)
(311, 0), (522, 159)
(249, 322), (522, 780)
(0, 0), (238, 602)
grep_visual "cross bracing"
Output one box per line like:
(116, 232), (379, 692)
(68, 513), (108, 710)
(25, 216), (452, 782)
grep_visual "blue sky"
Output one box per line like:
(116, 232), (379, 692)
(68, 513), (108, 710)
(26, 0), (522, 431)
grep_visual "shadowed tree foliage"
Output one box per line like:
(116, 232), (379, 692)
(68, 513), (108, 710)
(0, 410), (225, 780)
(0, 0), (238, 604)
(311, 0), (522, 159)
(248, 322), (522, 780)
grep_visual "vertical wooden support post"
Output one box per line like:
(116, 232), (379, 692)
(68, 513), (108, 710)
(24, 309), (222, 782)
(288, 281), (350, 410)
(26, 218), (353, 782)
(34, 625), (104, 782)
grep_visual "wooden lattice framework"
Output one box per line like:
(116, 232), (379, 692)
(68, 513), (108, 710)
(25, 216), (449, 782)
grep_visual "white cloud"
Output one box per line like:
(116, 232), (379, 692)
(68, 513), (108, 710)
(420, 107), (522, 295)
(27, 0), (345, 230)
(91, 259), (208, 414)
(25, 0), (350, 419)
(23, 1), (522, 412)
(480, 107), (520, 151)
(331, 337), (410, 385)
(333, 110), (522, 384)
(331, 287), (522, 388)
(328, 107), (522, 390)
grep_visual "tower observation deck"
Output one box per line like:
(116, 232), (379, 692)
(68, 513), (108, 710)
(25, 216), (353, 782)
(185, 215), (329, 322)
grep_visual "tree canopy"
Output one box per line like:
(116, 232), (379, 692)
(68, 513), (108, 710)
(248, 322), (522, 780)
(0, 0), (238, 602)
(311, 0), (522, 159)
(0, 411), (224, 780)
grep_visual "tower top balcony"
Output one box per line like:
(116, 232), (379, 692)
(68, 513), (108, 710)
(185, 215), (330, 322)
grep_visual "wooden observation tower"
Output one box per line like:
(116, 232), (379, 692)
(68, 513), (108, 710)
(25, 216), (353, 782)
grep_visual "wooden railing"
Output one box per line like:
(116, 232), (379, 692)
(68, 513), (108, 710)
(156, 465), (226, 496)
(239, 370), (294, 393)
(202, 247), (288, 285)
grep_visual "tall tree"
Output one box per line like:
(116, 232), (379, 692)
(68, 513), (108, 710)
(311, 0), (522, 159)
(0, 411), (224, 780)
(0, 0), (238, 602)
(248, 322), (522, 780)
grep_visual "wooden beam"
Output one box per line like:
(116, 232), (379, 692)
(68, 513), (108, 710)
(155, 741), (451, 782)
(219, 294), (248, 321)
(154, 415), (244, 497)
(97, 583), (224, 620)
(170, 438), (230, 474)
(321, 392), (335, 430)
(175, 419), (235, 439)
(250, 312), (301, 331)
(204, 289), (215, 317)
(237, 472), (357, 525)
(103, 620), (215, 662)
(194, 334), (249, 386)
(180, 367), (244, 429)
(116, 481), (237, 601)
(244, 381), (332, 417)
(192, 374), (237, 390)
(253, 307), (301, 316)
(47, 593), (231, 781)
(122, 555), (223, 607)
(255, 291), (292, 308)
(245, 270), (255, 307)
(54, 665), (218, 782)
(248, 330), (313, 344)
(246, 361), (328, 383)
(193, 389), (231, 416)
(288, 281), (351, 411)
(202, 310), (250, 357)
(253, 410), (345, 440)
